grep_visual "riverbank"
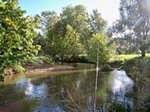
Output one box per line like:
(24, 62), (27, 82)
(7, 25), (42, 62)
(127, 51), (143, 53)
(24, 63), (75, 75)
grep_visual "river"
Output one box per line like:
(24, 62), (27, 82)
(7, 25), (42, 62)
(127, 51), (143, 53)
(0, 63), (134, 112)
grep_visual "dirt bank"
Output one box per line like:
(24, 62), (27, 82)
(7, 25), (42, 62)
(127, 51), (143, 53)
(24, 63), (74, 75)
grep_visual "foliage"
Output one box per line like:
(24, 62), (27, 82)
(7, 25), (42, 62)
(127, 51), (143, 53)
(98, 100), (131, 112)
(33, 33), (47, 55)
(137, 95), (150, 112)
(47, 23), (84, 63)
(90, 9), (107, 33)
(87, 33), (110, 64)
(110, 0), (150, 57)
(28, 56), (53, 64)
(13, 65), (25, 74)
(36, 5), (110, 64)
(0, 0), (40, 81)
(108, 101), (131, 112)
(62, 83), (88, 112)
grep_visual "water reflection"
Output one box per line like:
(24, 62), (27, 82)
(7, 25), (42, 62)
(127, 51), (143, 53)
(0, 79), (38, 112)
(110, 69), (134, 107)
(111, 70), (134, 94)
(25, 79), (48, 100)
(16, 78), (48, 99)
(0, 64), (135, 112)
(15, 78), (64, 112)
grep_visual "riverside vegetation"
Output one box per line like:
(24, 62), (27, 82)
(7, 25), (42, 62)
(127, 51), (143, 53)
(1, 0), (150, 111)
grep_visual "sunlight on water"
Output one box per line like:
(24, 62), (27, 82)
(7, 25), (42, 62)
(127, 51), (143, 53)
(25, 79), (48, 99)
(110, 69), (134, 106)
(111, 70), (134, 95)
(1, 64), (136, 111)
(15, 78), (65, 112)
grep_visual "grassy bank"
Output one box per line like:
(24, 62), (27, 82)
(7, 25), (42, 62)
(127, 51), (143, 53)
(110, 53), (150, 61)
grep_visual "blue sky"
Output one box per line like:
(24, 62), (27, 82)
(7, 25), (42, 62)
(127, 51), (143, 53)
(18, 0), (120, 25)
(18, 0), (85, 14)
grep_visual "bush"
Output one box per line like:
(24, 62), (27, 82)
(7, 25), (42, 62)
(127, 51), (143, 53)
(108, 101), (131, 112)
(13, 65), (25, 74)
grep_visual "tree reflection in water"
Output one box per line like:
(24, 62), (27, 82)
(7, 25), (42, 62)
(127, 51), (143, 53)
(62, 83), (89, 112)
(0, 82), (39, 112)
(0, 64), (136, 112)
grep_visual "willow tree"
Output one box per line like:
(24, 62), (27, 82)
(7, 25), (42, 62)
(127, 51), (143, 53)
(0, 0), (40, 81)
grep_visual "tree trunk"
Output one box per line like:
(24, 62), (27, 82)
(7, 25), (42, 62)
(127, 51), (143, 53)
(141, 49), (145, 57)
(140, 44), (146, 57)
(61, 56), (64, 65)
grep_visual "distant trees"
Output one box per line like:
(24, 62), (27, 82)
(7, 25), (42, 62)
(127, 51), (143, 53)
(0, 0), (40, 81)
(37, 5), (112, 64)
(110, 0), (150, 57)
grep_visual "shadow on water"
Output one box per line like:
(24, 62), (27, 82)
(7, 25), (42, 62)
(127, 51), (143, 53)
(0, 64), (135, 112)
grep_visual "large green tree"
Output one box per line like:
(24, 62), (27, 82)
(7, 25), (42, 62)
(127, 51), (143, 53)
(62, 5), (91, 45)
(87, 10), (110, 64)
(40, 5), (90, 63)
(111, 0), (150, 57)
(37, 5), (110, 64)
(0, 0), (40, 81)
(34, 11), (60, 56)
(47, 21), (83, 64)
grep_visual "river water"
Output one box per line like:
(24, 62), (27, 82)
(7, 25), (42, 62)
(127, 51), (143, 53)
(0, 63), (134, 112)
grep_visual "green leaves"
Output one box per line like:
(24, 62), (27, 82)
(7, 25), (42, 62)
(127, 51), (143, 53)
(0, 0), (40, 81)
(111, 0), (150, 56)
(37, 4), (110, 64)
(87, 33), (110, 64)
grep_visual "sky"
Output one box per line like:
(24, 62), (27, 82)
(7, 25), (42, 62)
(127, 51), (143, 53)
(18, 0), (120, 25)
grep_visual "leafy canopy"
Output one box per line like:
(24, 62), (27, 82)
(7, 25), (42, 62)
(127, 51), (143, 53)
(0, 0), (40, 81)
(37, 5), (110, 64)
(111, 0), (150, 56)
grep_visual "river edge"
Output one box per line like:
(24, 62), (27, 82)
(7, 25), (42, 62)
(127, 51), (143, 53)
(23, 63), (75, 75)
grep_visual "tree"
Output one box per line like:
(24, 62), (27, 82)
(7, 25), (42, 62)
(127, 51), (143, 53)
(38, 4), (110, 64)
(40, 5), (90, 63)
(47, 20), (83, 64)
(0, 0), (40, 81)
(38, 11), (59, 35)
(111, 0), (150, 57)
(35, 11), (60, 56)
(61, 5), (91, 48)
(90, 9), (107, 33)
(108, 20), (138, 54)
(87, 33), (110, 64)
(87, 10), (110, 64)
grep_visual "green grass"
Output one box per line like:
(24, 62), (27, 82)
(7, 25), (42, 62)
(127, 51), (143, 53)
(110, 53), (150, 61)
